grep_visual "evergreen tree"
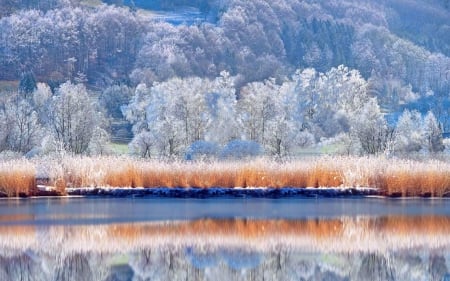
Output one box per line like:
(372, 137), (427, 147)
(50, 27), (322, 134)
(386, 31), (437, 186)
(18, 71), (37, 98)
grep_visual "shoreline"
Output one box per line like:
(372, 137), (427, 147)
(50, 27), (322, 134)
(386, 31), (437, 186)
(66, 186), (380, 198)
(5, 186), (449, 199)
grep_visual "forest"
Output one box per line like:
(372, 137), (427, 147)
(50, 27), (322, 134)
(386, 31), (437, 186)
(0, 0), (449, 159)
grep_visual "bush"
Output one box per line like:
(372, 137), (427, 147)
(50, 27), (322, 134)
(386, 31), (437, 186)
(220, 140), (263, 160)
(185, 141), (220, 160)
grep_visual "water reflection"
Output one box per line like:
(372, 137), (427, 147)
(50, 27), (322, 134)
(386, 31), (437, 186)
(0, 217), (450, 280)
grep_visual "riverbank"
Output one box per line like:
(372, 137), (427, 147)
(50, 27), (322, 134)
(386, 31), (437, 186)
(63, 186), (380, 198)
(1, 156), (449, 198)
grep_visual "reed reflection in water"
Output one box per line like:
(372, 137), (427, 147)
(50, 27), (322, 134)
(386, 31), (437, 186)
(0, 216), (450, 280)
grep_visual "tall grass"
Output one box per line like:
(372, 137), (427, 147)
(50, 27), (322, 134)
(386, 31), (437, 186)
(369, 159), (450, 196)
(53, 157), (345, 189)
(57, 156), (450, 196)
(0, 156), (449, 197)
(0, 160), (36, 197)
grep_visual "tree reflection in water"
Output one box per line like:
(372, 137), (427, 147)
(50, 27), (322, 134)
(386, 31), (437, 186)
(357, 253), (394, 281)
(0, 216), (449, 281)
(56, 254), (93, 281)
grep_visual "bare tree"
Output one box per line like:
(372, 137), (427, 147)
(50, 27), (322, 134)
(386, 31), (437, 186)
(350, 98), (393, 155)
(0, 94), (42, 153)
(48, 81), (109, 154)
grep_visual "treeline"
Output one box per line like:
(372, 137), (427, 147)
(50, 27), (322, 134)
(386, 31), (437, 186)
(0, 66), (445, 159)
(0, 0), (62, 17)
(0, 5), (142, 88)
(0, 0), (449, 123)
(123, 66), (445, 159)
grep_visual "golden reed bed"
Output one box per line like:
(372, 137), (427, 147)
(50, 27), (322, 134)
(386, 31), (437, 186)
(0, 216), (450, 254)
(0, 156), (449, 197)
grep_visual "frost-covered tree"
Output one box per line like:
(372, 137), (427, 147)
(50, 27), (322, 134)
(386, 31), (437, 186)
(124, 72), (238, 157)
(99, 84), (133, 119)
(122, 83), (151, 135)
(88, 127), (111, 156)
(288, 68), (320, 132)
(393, 110), (445, 155)
(394, 110), (425, 154)
(350, 98), (393, 155)
(48, 81), (109, 154)
(288, 66), (370, 139)
(238, 78), (278, 145)
(204, 71), (240, 143)
(0, 95), (42, 153)
(147, 77), (210, 155)
(423, 111), (445, 153)
(124, 79), (202, 157)
(32, 82), (53, 124)
(124, 66), (391, 158)
(0, 0), (448, 107)
(237, 75), (315, 157)
(265, 80), (308, 156)
(129, 130), (159, 158)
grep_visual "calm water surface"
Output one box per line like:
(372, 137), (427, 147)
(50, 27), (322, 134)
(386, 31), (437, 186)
(0, 197), (450, 280)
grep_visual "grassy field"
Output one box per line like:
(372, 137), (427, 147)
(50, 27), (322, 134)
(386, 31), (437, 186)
(108, 143), (130, 155)
(1, 156), (449, 197)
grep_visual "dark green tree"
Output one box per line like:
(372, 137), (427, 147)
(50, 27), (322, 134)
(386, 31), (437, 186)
(18, 71), (37, 98)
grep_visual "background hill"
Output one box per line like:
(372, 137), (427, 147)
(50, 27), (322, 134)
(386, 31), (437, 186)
(0, 0), (448, 157)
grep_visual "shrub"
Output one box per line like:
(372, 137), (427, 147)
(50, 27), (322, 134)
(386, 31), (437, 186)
(185, 141), (220, 160)
(220, 140), (263, 160)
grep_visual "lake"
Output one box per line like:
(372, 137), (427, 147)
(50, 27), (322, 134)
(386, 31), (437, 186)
(1, 197), (450, 280)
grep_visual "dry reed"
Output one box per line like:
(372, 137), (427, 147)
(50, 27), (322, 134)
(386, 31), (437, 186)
(0, 160), (36, 197)
(0, 156), (449, 197)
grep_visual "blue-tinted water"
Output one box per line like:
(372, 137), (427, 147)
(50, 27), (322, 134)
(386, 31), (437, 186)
(0, 197), (450, 280)
(1, 197), (449, 225)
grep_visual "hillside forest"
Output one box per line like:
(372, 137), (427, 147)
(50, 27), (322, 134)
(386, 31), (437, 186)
(0, 0), (449, 159)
